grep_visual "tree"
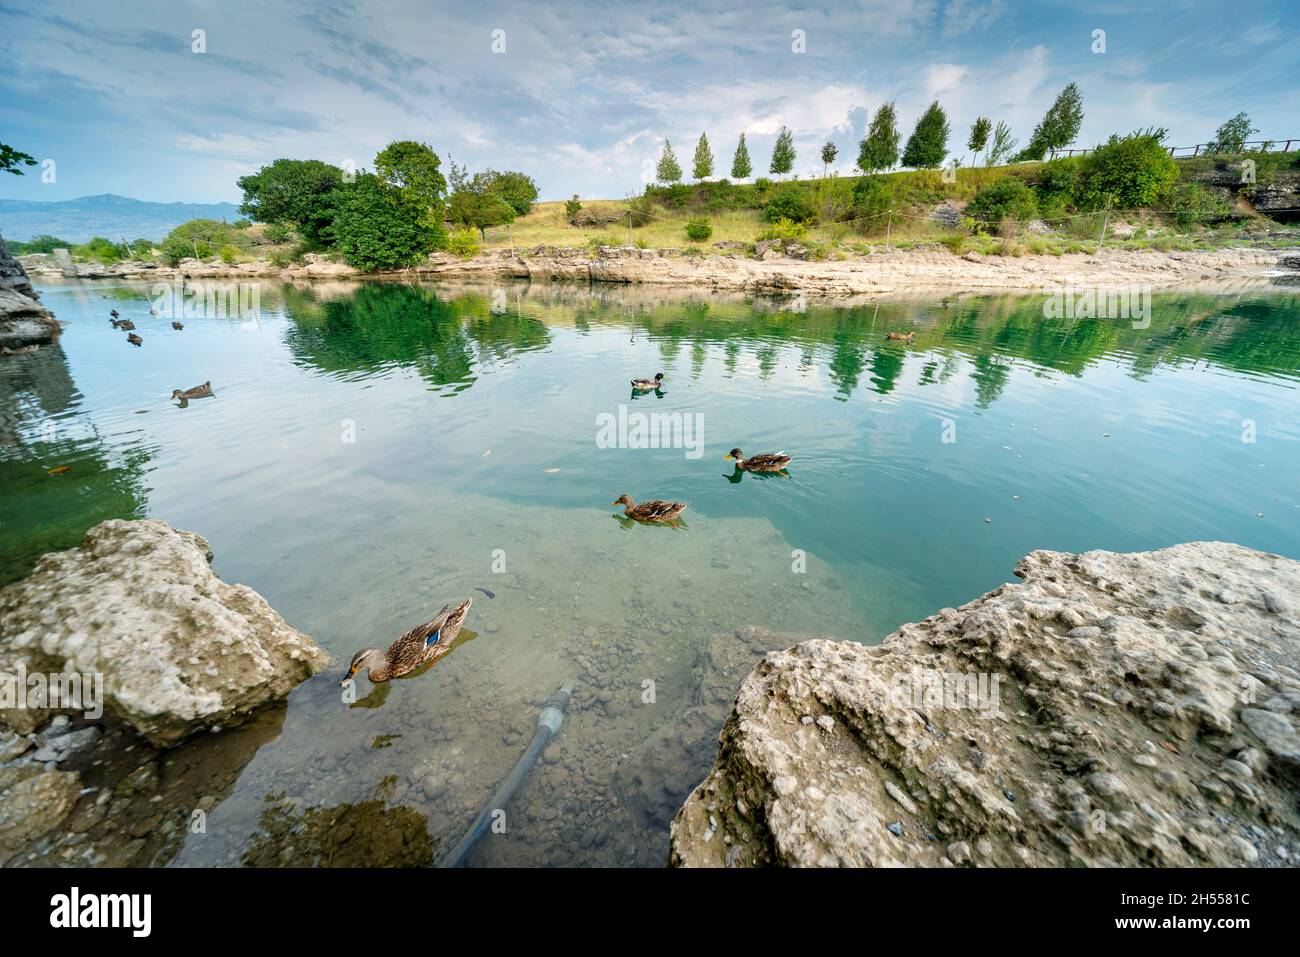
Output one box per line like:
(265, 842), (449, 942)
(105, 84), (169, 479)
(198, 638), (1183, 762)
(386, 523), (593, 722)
(481, 170), (539, 216)
(1077, 131), (1178, 210)
(986, 121), (1019, 166)
(692, 132), (714, 181)
(857, 102), (900, 174)
(565, 195), (582, 222)
(1, 142), (37, 176)
(373, 140), (447, 221)
(902, 100), (950, 169)
(1210, 113), (1257, 153)
(770, 127), (796, 179)
(731, 134), (752, 179)
(448, 171), (517, 238)
(656, 140), (682, 184)
(236, 159), (343, 244)
(820, 140), (838, 176)
(1015, 83), (1084, 161)
(330, 173), (444, 270)
(967, 117), (992, 166)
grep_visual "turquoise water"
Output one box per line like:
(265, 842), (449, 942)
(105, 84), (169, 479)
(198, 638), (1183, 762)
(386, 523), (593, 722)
(2, 278), (1299, 866)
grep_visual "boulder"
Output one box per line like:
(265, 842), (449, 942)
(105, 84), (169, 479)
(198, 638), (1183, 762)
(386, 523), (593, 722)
(671, 542), (1300, 867)
(0, 519), (330, 745)
(0, 235), (59, 346)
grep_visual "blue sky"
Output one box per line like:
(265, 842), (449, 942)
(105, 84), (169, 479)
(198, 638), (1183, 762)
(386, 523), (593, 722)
(1, 0), (1297, 204)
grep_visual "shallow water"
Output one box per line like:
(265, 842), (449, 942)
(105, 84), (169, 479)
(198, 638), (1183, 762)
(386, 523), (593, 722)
(3, 277), (1299, 866)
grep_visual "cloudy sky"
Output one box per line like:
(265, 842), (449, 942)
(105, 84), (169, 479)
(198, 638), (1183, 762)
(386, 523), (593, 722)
(1, 0), (1297, 204)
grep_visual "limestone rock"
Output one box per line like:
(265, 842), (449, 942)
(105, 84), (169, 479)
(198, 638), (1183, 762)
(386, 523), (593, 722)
(0, 236), (59, 346)
(0, 519), (330, 745)
(0, 766), (82, 865)
(670, 542), (1300, 867)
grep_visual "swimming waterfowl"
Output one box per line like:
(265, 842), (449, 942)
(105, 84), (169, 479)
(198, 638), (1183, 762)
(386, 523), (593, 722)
(885, 331), (915, 341)
(631, 372), (665, 390)
(117, 320), (136, 331)
(341, 598), (473, 686)
(611, 494), (688, 523)
(171, 381), (213, 401)
(110, 309), (119, 319)
(725, 448), (792, 472)
(171, 321), (184, 330)
(126, 333), (142, 346)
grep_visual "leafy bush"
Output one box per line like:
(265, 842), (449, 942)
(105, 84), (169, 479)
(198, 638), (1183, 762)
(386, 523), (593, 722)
(1022, 158), (1080, 218)
(1166, 182), (1234, 228)
(965, 179), (1038, 234)
(264, 223), (293, 244)
(660, 183), (691, 208)
(626, 195), (654, 227)
(684, 217), (712, 241)
(764, 185), (817, 224)
(236, 158), (343, 244)
(217, 244), (240, 264)
(1077, 133), (1178, 210)
(446, 230), (480, 258)
(850, 176), (892, 232)
(329, 173), (445, 271)
(74, 236), (125, 264)
(8, 234), (72, 255)
(565, 195), (582, 221)
(758, 218), (807, 241)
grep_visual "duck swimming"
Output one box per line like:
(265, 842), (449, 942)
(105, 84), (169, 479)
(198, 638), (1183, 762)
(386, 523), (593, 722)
(631, 372), (665, 390)
(171, 381), (214, 401)
(611, 494), (688, 523)
(885, 331), (915, 341)
(725, 448), (792, 472)
(126, 333), (142, 346)
(341, 598), (473, 686)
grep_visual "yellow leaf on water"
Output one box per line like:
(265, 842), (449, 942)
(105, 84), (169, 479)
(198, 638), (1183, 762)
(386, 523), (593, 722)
(46, 465), (72, 475)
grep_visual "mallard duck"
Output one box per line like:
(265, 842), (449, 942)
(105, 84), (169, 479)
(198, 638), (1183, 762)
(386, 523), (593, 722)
(631, 372), (665, 390)
(885, 331), (915, 341)
(611, 494), (688, 523)
(172, 381), (213, 401)
(110, 309), (119, 319)
(341, 598), (473, 687)
(726, 448), (792, 472)
(118, 319), (136, 331)
(126, 333), (142, 346)
(171, 321), (184, 330)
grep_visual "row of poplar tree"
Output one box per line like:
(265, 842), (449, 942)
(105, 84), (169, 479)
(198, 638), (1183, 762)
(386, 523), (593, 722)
(654, 83), (1084, 183)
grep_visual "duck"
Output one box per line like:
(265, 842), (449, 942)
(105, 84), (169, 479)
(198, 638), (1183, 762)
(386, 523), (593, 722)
(171, 321), (184, 330)
(611, 494), (688, 523)
(127, 333), (142, 346)
(725, 448), (792, 472)
(341, 598), (473, 686)
(171, 381), (213, 401)
(885, 331), (915, 341)
(110, 309), (119, 319)
(117, 319), (136, 331)
(631, 372), (665, 390)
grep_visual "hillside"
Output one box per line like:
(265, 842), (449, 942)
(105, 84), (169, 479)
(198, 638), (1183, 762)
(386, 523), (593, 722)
(0, 193), (241, 244)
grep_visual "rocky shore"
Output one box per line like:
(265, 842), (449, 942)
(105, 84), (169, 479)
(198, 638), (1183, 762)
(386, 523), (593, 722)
(0, 520), (328, 865)
(670, 542), (1300, 867)
(0, 236), (60, 348)
(21, 241), (1300, 299)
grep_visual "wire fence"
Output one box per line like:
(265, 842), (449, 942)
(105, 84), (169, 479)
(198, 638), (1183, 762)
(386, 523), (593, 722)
(1050, 138), (1297, 160)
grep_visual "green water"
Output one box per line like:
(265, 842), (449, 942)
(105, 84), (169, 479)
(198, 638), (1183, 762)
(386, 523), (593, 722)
(2, 278), (1299, 866)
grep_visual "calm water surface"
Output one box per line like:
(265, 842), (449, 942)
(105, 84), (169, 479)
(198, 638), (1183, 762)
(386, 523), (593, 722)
(2, 278), (1298, 866)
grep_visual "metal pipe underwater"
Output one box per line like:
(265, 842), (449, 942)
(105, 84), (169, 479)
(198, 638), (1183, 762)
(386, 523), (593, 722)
(437, 678), (575, 868)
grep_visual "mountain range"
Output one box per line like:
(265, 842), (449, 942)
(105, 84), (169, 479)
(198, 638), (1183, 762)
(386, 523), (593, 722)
(0, 193), (243, 244)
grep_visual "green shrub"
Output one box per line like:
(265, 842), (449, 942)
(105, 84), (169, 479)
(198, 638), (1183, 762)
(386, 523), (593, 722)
(850, 176), (892, 233)
(564, 195), (582, 221)
(1166, 182), (1234, 228)
(758, 218), (807, 241)
(1077, 133), (1179, 210)
(626, 195), (654, 227)
(265, 223), (292, 244)
(446, 230), (480, 257)
(217, 244), (240, 264)
(684, 217), (712, 242)
(764, 185), (817, 224)
(1023, 158), (1080, 218)
(74, 236), (125, 264)
(660, 183), (690, 208)
(966, 179), (1038, 234)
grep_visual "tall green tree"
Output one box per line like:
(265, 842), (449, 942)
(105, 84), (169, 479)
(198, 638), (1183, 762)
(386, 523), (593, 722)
(1210, 113), (1256, 153)
(656, 140), (682, 184)
(236, 159), (344, 244)
(770, 127), (796, 179)
(986, 121), (1019, 166)
(731, 134), (752, 179)
(901, 100), (950, 169)
(692, 132), (714, 181)
(330, 173), (444, 270)
(480, 170), (539, 215)
(820, 140), (838, 176)
(1015, 83), (1084, 161)
(373, 140), (447, 222)
(448, 171), (518, 238)
(857, 102), (900, 174)
(967, 117), (992, 165)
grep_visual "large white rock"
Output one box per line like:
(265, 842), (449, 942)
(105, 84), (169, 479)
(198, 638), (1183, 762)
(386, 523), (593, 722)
(0, 519), (329, 745)
(671, 542), (1300, 867)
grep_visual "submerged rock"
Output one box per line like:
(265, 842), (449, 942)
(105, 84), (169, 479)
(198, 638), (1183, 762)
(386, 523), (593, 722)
(670, 542), (1300, 867)
(0, 519), (330, 745)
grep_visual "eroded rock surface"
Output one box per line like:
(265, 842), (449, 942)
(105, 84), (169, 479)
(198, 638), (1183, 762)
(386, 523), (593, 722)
(0, 235), (59, 346)
(0, 519), (329, 745)
(671, 542), (1300, 867)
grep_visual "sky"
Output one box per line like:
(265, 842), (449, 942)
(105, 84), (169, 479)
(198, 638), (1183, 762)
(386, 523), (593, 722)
(1, 0), (1297, 205)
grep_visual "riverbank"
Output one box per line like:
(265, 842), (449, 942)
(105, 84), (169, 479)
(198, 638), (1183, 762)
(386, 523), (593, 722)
(20, 242), (1300, 299)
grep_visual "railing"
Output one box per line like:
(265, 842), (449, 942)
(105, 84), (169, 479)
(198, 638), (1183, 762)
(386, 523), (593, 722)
(1048, 139), (1295, 160)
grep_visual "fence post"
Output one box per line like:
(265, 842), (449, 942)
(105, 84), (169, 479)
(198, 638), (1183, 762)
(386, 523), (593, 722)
(885, 207), (893, 247)
(1099, 195), (1111, 248)
(627, 211), (633, 247)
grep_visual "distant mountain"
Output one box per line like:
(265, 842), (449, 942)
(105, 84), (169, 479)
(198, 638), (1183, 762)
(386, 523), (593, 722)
(0, 193), (243, 244)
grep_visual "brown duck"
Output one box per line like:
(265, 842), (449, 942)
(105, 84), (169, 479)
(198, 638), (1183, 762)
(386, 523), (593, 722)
(171, 321), (184, 330)
(341, 598), (473, 686)
(611, 494), (688, 523)
(126, 333), (142, 346)
(725, 448), (792, 472)
(117, 319), (136, 331)
(885, 331), (915, 341)
(171, 381), (214, 401)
